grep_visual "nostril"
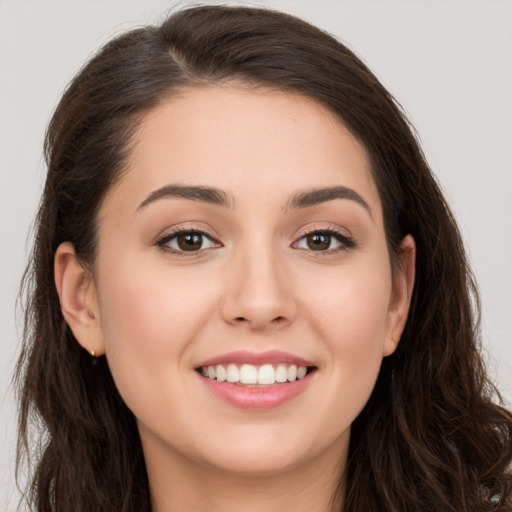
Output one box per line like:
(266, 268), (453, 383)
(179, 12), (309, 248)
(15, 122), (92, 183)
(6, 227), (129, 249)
(229, 314), (290, 327)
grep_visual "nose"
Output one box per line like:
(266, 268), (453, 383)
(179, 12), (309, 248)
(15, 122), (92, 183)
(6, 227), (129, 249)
(220, 245), (298, 330)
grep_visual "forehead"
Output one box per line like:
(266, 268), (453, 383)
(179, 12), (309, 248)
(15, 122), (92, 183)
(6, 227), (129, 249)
(100, 85), (381, 220)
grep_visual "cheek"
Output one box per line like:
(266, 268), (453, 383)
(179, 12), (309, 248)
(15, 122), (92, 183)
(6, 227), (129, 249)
(302, 258), (391, 344)
(95, 256), (217, 408)
(99, 254), (215, 338)
(298, 257), (391, 408)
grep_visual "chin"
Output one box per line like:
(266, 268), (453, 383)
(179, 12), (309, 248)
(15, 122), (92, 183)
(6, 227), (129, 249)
(189, 423), (346, 477)
(199, 444), (311, 477)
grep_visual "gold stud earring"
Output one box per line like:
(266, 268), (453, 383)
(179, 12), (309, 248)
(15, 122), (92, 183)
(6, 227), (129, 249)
(88, 348), (99, 365)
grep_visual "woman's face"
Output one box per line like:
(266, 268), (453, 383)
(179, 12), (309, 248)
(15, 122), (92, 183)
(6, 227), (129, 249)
(61, 86), (414, 476)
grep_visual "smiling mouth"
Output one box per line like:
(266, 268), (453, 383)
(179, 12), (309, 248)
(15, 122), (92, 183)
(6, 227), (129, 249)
(197, 363), (317, 386)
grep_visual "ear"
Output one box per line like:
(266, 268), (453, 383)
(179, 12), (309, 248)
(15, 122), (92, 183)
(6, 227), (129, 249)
(383, 234), (416, 356)
(54, 242), (105, 356)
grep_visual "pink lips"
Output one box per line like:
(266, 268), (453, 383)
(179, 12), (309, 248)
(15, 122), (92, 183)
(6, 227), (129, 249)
(196, 350), (314, 369)
(195, 350), (316, 410)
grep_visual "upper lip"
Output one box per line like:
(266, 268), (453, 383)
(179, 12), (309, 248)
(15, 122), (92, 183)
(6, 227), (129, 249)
(195, 350), (316, 369)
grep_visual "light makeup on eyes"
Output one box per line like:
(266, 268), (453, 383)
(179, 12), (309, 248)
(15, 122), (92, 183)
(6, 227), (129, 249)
(292, 227), (355, 252)
(155, 225), (356, 255)
(156, 228), (221, 254)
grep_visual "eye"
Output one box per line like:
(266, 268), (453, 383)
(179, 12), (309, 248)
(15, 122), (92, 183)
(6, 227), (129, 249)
(156, 229), (221, 253)
(294, 229), (355, 252)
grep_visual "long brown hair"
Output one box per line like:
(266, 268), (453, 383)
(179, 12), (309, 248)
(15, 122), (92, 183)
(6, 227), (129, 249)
(16, 5), (512, 511)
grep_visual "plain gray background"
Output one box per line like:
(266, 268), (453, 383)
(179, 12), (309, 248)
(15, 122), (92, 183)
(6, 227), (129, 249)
(1, 0), (511, 508)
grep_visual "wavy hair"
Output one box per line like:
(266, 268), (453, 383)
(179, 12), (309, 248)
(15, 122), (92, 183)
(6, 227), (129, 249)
(16, 5), (512, 511)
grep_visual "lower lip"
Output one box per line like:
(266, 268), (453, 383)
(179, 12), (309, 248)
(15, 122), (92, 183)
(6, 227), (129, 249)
(198, 372), (315, 409)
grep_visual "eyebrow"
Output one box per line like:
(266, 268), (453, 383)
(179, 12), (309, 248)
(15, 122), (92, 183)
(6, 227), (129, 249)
(137, 183), (372, 219)
(137, 184), (234, 210)
(285, 186), (373, 219)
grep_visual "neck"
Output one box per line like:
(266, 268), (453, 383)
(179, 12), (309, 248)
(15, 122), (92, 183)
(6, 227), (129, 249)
(144, 435), (347, 512)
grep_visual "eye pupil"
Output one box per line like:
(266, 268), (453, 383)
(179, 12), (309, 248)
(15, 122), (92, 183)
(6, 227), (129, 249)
(307, 233), (330, 250)
(177, 233), (202, 251)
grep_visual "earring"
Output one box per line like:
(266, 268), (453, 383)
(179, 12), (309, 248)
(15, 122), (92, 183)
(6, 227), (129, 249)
(88, 348), (98, 365)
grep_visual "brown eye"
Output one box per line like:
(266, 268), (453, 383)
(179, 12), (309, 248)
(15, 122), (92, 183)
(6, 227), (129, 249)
(157, 230), (220, 253)
(177, 233), (203, 251)
(294, 229), (355, 253)
(306, 233), (331, 251)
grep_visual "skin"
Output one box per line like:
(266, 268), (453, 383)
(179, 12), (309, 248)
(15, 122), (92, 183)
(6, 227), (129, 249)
(55, 86), (415, 512)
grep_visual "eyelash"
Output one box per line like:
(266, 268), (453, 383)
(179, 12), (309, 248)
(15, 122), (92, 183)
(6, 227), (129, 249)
(156, 228), (222, 255)
(293, 227), (356, 253)
(155, 227), (356, 255)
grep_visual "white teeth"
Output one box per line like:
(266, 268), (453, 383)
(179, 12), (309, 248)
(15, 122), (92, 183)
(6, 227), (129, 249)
(240, 364), (258, 384)
(258, 364), (275, 385)
(216, 364), (226, 382)
(275, 364), (288, 383)
(226, 363), (240, 383)
(200, 363), (310, 385)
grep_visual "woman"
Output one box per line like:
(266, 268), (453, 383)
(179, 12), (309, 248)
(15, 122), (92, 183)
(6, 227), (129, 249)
(16, 5), (512, 511)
